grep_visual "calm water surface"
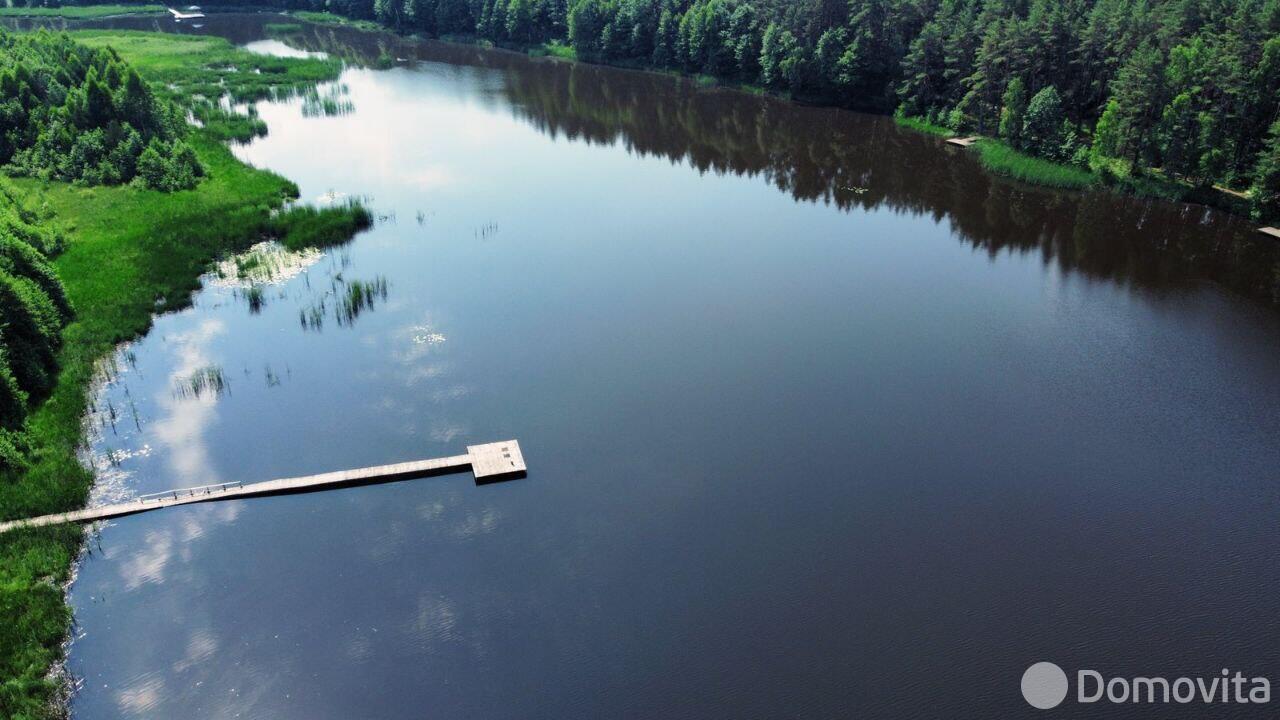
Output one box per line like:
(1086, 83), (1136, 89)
(40, 14), (1280, 719)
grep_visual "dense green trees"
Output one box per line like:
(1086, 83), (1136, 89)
(0, 29), (203, 188)
(0, 179), (69, 471)
(250, 0), (1280, 217)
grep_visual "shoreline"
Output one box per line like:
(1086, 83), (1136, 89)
(0, 30), (370, 718)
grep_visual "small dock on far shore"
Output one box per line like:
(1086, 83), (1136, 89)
(0, 440), (525, 535)
(946, 136), (981, 147)
(1259, 227), (1280, 240)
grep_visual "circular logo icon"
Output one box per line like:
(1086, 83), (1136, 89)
(1022, 661), (1068, 709)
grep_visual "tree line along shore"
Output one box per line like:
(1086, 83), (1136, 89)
(290, 0), (1280, 220)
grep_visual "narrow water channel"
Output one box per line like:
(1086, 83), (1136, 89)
(43, 14), (1280, 719)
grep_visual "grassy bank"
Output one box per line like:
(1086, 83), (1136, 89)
(972, 139), (1096, 190)
(0, 4), (165, 18)
(0, 30), (367, 719)
(287, 10), (382, 31)
(893, 113), (955, 138)
(961, 137), (1250, 214)
(528, 40), (576, 61)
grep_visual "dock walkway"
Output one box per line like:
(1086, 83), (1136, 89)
(0, 440), (525, 534)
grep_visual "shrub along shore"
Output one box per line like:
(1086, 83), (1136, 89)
(0, 30), (369, 718)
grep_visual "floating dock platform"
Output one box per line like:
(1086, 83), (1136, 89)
(0, 440), (525, 534)
(946, 136), (981, 147)
(1259, 227), (1280, 240)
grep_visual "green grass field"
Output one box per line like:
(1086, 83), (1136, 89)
(0, 30), (367, 719)
(0, 3), (164, 18)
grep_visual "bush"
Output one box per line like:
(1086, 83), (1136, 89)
(1021, 85), (1068, 160)
(135, 138), (205, 190)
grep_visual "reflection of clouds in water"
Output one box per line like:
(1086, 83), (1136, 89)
(254, 69), (510, 190)
(114, 316), (247, 591)
(393, 322), (448, 365)
(116, 673), (165, 716)
(409, 593), (459, 650)
(431, 385), (470, 403)
(367, 520), (407, 565)
(347, 629), (375, 663)
(404, 362), (448, 386)
(90, 467), (136, 506)
(116, 503), (242, 591)
(403, 588), (493, 660)
(152, 319), (226, 489)
(417, 500), (445, 520)
(430, 424), (467, 443)
(120, 529), (173, 590)
(414, 490), (503, 539)
(406, 165), (453, 191)
(451, 507), (502, 539)
(173, 629), (218, 673)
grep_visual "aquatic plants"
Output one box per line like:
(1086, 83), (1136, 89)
(302, 84), (356, 117)
(337, 275), (388, 325)
(298, 274), (390, 330)
(173, 365), (229, 399)
(273, 202), (374, 250)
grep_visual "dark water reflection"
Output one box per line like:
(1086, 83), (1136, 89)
(14, 13), (1280, 720)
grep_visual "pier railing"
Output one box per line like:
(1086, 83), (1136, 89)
(138, 481), (244, 503)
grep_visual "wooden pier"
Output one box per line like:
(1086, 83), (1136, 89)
(0, 440), (525, 534)
(946, 136), (981, 147)
(1259, 227), (1280, 240)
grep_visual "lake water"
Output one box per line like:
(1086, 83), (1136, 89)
(40, 14), (1280, 719)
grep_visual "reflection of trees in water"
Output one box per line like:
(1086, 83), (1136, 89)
(79, 13), (1280, 307)
(493, 60), (1279, 306)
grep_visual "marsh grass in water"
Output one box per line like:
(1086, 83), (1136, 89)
(338, 276), (389, 326)
(299, 274), (389, 330)
(173, 366), (229, 400)
(273, 202), (374, 250)
(302, 84), (356, 118)
(243, 285), (267, 313)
